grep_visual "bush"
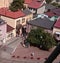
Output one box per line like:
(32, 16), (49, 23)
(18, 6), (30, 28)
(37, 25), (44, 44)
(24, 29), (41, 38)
(46, 0), (52, 4)
(26, 28), (56, 50)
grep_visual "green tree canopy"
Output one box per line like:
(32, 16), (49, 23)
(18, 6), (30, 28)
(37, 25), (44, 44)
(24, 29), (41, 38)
(46, 0), (52, 3)
(9, 0), (24, 12)
(51, 2), (60, 8)
(26, 28), (56, 50)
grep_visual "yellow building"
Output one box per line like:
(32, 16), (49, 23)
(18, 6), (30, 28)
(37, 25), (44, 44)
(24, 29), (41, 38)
(0, 8), (33, 37)
(53, 17), (60, 41)
(24, 0), (46, 14)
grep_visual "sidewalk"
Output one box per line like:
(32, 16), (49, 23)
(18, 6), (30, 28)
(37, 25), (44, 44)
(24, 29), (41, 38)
(0, 36), (22, 59)
(5, 37), (22, 45)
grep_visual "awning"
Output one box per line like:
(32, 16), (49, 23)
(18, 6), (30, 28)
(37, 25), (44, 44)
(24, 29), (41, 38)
(55, 32), (60, 35)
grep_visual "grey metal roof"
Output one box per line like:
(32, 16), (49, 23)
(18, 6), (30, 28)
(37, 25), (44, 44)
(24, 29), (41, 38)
(28, 17), (55, 30)
(0, 18), (5, 25)
(45, 4), (56, 10)
(23, 9), (32, 15)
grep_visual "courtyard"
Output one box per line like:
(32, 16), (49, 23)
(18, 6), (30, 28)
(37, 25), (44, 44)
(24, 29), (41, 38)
(11, 42), (60, 63)
(0, 36), (60, 63)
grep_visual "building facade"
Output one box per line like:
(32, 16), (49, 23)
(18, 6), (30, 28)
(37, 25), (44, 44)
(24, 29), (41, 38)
(53, 17), (60, 41)
(0, 19), (6, 45)
(0, 8), (33, 36)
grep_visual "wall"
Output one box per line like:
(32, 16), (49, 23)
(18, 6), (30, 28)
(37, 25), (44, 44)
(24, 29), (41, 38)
(22, 14), (33, 26)
(26, 14), (33, 21)
(0, 23), (6, 44)
(6, 29), (15, 41)
(1, 16), (17, 36)
(24, 4), (28, 8)
(1, 16), (16, 28)
(1, 13), (33, 37)
(53, 27), (60, 34)
(37, 5), (45, 14)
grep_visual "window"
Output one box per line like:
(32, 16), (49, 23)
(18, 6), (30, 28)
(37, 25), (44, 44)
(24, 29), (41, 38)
(22, 18), (25, 23)
(16, 20), (20, 25)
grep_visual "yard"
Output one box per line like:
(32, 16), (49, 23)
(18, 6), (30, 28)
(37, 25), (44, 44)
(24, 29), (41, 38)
(11, 43), (60, 63)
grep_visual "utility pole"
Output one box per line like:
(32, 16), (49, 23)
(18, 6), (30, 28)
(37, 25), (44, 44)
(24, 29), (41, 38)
(44, 43), (60, 63)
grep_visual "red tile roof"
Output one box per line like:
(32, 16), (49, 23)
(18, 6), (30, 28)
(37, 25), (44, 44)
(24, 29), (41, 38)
(7, 24), (14, 32)
(45, 11), (55, 17)
(0, 8), (25, 19)
(54, 18), (60, 28)
(24, 0), (44, 9)
(24, 0), (44, 4)
(28, 1), (42, 9)
(52, 8), (60, 16)
(24, 0), (32, 4)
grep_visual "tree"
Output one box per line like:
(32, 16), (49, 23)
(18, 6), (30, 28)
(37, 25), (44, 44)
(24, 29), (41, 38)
(51, 2), (60, 8)
(46, 0), (52, 4)
(9, 0), (24, 12)
(26, 28), (56, 50)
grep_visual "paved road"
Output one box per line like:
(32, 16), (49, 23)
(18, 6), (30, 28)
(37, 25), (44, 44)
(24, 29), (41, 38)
(0, 37), (22, 59)
(0, 37), (45, 63)
(0, 37), (60, 63)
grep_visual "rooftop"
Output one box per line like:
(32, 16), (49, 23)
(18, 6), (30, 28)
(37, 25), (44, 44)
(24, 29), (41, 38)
(28, 17), (55, 30)
(37, 14), (48, 18)
(23, 9), (32, 15)
(50, 16), (58, 22)
(45, 11), (56, 17)
(0, 8), (25, 19)
(52, 8), (60, 16)
(24, 0), (32, 4)
(54, 17), (60, 28)
(24, 0), (43, 4)
(28, 1), (42, 9)
(45, 4), (56, 10)
(24, 0), (44, 9)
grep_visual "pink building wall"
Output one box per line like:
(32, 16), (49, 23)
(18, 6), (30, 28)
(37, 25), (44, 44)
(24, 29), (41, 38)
(0, 23), (6, 41)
